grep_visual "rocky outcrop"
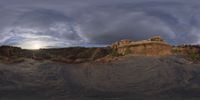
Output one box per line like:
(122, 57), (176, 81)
(111, 36), (172, 56)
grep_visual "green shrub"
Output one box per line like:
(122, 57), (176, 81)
(124, 48), (132, 55)
(172, 48), (181, 54)
(188, 52), (200, 61)
(110, 49), (121, 57)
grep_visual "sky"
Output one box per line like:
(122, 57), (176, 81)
(0, 0), (200, 49)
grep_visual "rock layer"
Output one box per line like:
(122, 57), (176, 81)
(111, 36), (172, 56)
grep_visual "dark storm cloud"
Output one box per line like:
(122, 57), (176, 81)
(0, 0), (200, 48)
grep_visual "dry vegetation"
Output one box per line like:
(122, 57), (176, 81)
(173, 45), (200, 62)
(0, 46), (112, 64)
(0, 42), (200, 64)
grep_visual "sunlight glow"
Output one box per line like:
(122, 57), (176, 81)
(32, 43), (42, 50)
(18, 41), (44, 50)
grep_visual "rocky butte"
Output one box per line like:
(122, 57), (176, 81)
(111, 36), (172, 56)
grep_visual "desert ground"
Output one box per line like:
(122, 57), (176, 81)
(0, 55), (200, 100)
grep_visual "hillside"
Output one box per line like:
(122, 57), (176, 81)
(0, 56), (200, 100)
(0, 46), (112, 64)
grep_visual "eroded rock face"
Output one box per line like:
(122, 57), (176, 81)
(111, 36), (172, 56)
(118, 43), (172, 56)
(149, 36), (164, 42)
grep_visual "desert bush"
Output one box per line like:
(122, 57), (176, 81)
(124, 48), (132, 55)
(188, 52), (200, 61)
(11, 57), (25, 63)
(172, 48), (182, 54)
(91, 48), (112, 60)
(110, 49), (121, 57)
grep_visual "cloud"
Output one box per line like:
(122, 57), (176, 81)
(0, 0), (200, 48)
(0, 8), (88, 48)
(73, 1), (200, 45)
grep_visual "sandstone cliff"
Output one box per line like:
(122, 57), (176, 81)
(111, 36), (172, 56)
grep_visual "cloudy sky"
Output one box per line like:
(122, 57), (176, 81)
(0, 0), (200, 49)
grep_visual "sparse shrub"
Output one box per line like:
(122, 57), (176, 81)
(12, 57), (25, 63)
(110, 49), (121, 57)
(172, 48), (182, 54)
(124, 48), (132, 55)
(188, 52), (200, 61)
(91, 48), (112, 60)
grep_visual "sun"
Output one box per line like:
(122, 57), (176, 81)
(32, 42), (42, 50)
(17, 41), (46, 50)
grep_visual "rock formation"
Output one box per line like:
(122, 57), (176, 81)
(111, 36), (172, 56)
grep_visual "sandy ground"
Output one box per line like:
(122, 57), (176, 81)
(0, 56), (200, 100)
